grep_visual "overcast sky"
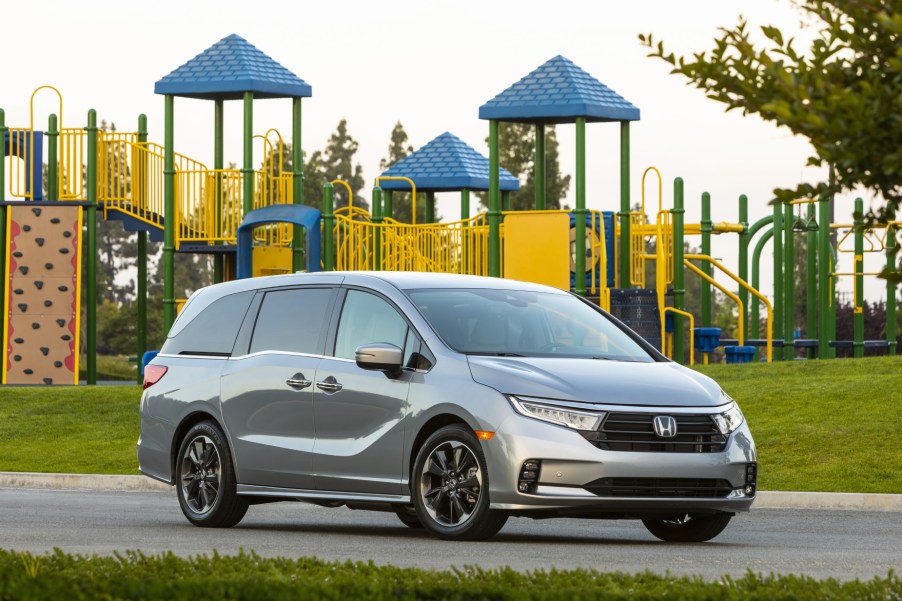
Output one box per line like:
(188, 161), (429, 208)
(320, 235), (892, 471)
(2, 0), (892, 304)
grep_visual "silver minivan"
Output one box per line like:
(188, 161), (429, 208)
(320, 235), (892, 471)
(138, 272), (756, 542)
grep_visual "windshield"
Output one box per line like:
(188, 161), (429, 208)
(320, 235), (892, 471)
(407, 288), (654, 362)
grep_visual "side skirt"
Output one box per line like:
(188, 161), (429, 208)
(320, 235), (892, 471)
(236, 484), (410, 505)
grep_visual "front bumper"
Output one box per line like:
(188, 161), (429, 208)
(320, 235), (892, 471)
(485, 410), (757, 514)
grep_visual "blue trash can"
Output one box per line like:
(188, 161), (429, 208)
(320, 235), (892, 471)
(140, 350), (160, 378)
(724, 345), (756, 364)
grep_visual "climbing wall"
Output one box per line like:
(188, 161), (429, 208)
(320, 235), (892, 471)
(3, 205), (82, 385)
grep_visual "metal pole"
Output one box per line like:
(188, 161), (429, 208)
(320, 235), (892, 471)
(0, 109), (6, 340)
(701, 192), (712, 326)
(619, 121), (630, 287)
(212, 99), (224, 283)
(0, 109), (5, 201)
(136, 114), (148, 383)
(242, 91), (254, 217)
(574, 117), (587, 297)
(163, 95), (175, 333)
(738, 194), (749, 339)
(784, 202), (795, 359)
(47, 114), (58, 201)
(752, 228), (774, 339)
(292, 97), (304, 272)
(501, 190), (511, 213)
(887, 223), (897, 356)
(853, 198), (864, 358)
(426, 191), (435, 224)
(818, 194), (831, 358)
(460, 189), (470, 221)
(322, 182), (334, 271)
(372, 185), (382, 270)
(806, 202), (817, 357)
(86, 110), (98, 385)
(672, 177), (685, 363)
(383, 190), (393, 220)
(488, 120), (501, 277)
(534, 123), (545, 210)
(772, 199), (783, 358)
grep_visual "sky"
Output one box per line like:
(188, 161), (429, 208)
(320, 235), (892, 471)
(1, 0), (893, 305)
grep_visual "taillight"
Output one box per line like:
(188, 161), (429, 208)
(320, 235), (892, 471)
(143, 364), (168, 390)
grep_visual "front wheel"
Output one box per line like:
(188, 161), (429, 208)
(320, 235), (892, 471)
(392, 504), (423, 529)
(642, 513), (732, 542)
(412, 425), (507, 541)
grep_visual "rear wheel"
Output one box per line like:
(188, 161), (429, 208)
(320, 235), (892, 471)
(412, 425), (507, 541)
(642, 513), (732, 542)
(176, 421), (248, 528)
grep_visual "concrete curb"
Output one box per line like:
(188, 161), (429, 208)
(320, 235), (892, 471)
(1, 472), (900, 511)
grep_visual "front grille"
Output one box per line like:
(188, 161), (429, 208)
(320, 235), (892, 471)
(583, 412), (727, 453)
(584, 477), (733, 498)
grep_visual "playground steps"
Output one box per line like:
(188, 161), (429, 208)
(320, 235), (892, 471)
(102, 204), (164, 242)
(608, 288), (661, 350)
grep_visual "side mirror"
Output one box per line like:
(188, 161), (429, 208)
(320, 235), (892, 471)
(355, 343), (404, 378)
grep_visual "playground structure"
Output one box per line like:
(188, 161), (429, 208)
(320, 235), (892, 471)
(1, 35), (898, 385)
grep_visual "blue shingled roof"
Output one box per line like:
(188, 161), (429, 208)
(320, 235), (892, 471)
(154, 34), (312, 100)
(479, 55), (639, 123)
(379, 132), (520, 192)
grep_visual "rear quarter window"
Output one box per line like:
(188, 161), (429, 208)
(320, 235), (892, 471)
(160, 290), (255, 356)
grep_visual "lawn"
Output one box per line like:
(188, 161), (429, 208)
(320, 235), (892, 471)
(0, 356), (899, 493)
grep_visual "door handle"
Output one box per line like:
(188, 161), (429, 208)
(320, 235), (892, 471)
(285, 372), (312, 390)
(316, 376), (343, 394)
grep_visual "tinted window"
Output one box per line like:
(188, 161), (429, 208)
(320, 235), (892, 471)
(250, 288), (334, 355)
(161, 291), (254, 356)
(334, 290), (408, 360)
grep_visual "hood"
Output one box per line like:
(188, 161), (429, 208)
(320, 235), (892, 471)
(467, 356), (724, 408)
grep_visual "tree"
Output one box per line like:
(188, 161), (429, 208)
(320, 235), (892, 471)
(318, 119), (367, 211)
(640, 0), (901, 280)
(477, 123), (571, 212)
(377, 121), (429, 223)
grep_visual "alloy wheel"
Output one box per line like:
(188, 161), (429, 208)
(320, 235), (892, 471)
(179, 435), (222, 515)
(419, 440), (482, 526)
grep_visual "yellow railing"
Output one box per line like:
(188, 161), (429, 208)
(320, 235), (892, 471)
(661, 307), (695, 366)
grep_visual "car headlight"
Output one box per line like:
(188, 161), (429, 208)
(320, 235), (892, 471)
(712, 400), (744, 435)
(508, 396), (605, 431)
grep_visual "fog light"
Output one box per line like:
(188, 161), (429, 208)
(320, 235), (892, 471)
(518, 482), (530, 492)
(523, 461), (539, 471)
(518, 459), (541, 494)
(745, 463), (758, 484)
(745, 484), (755, 495)
(521, 470), (537, 479)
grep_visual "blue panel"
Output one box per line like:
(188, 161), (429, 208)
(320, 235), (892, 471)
(379, 132), (519, 192)
(569, 210), (615, 292)
(155, 34), (312, 100)
(236, 204), (321, 279)
(479, 55), (640, 123)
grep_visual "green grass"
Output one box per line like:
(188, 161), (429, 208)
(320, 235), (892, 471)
(694, 355), (902, 493)
(0, 357), (900, 492)
(1, 549), (898, 600)
(78, 355), (138, 382)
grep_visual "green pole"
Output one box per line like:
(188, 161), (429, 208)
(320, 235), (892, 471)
(534, 123), (545, 210)
(136, 114), (148, 383)
(86, 110), (98, 385)
(829, 245), (837, 357)
(372, 186), (382, 270)
(488, 120), (501, 277)
(738, 194), (749, 339)
(292, 97), (304, 272)
(752, 228), (774, 339)
(748, 214), (774, 240)
(212, 99), (224, 283)
(501, 190), (511, 213)
(619, 121), (630, 287)
(47, 114), (59, 201)
(323, 182), (334, 271)
(163, 95), (175, 333)
(460, 189), (470, 221)
(383, 190), (393, 220)
(242, 91), (254, 217)
(0, 109), (5, 200)
(672, 177), (685, 363)
(701, 192), (712, 327)
(887, 223), (897, 356)
(772, 199), (783, 358)
(461, 189), (470, 273)
(784, 201), (795, 359)
(817, 194), (831, 358)
(0, 109), (6, 339)
(853, 197), (864, 358)
(426, 191), (435, 224)
(574, 117), (587, 297)
(806, 202), (817, 357)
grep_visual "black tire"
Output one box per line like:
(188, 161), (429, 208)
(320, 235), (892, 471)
(175, 420), (248, 528)
(642, 513), (732, 542)
(392, 504), (423, 529)
(412, 425), (508, 541)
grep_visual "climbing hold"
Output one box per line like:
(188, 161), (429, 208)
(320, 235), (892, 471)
(12, 251), (22, 258)
(23, 369), (33, 375)
(63, 231), (72, 238)
(23, 225), (31, 232)
(43, 378), (53, 385)
(13, 355), (21, 361)
(34, 281), (43, 290)
(61, 334), (72, 341)
(58, 285), (68, 292)
(31, 322), (40, 329)
(50, 218), (60, 224)
(53, 361), (63, 368)
(59, 248), (70, 254)
(44, 300), (53, 307)
(45, 263), (53, 270)
(13, 338), (23, 344)
(40, 347), (50, 356)
(19, 266), (29, 275)
(17, 303), (27, 312)
(31, 208), (41, 216)
(13, 289), (23, 295)
(55, 319), (66, 327)
(35, 237), (45, 247)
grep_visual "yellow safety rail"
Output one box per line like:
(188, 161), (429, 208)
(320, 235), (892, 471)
(684, 261), (744, 350)
(332, 179), (354, 211)
(5, 128), (35, 199)
(59, 128), (86, 200)
(661, 307), (694, 366)
(376, 176), (417, 224)
(630, 166), (674, 294)
(252, 130), (293, 247)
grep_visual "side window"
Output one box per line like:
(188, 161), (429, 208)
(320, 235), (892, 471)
(249, 288), (334, 355)
(334, 290), (408, 360)
(161, 291), (254, 356)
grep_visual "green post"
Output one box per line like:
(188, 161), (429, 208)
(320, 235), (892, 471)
(738, 194), (749, 339)
(163, 95), (176, 333)
(292, 97), (304, 271)
(772, 199), (783, 358)
(323, 182), (334, 271)
(574, 117), (587, 297)
(784, 202), (795, 359)
(534, 123), (545, 210)
(461, 189), (470, 272)
(488, 120), (501, 277)
(383, 190), (393, 220)
(0, 109), (5, 200)
(619, 121), (630, 287)
(47, 114), (59, 201)
(212, 99), (224, 283)
(372, 186), (382, 270)
(752, 229), (774, 339)
(0, 109), (6, 335)
(460, 189), (470, 221)
(86, 110), (98, 385)
(425, 191), (435, 224)
(701, 192), (712, 327)
(136, 114), (148, 383)
(242, 91), (254, 217)
(817, 194), (831, 358)
(887, 223), (897, 355)
(672, 178), (685, 363)
(806, 202), (817, 357)
(501, 190), (511, 213)
(853, 198), (864, 358)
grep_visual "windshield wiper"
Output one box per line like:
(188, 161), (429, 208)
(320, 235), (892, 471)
(466, 351), (526, 357)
